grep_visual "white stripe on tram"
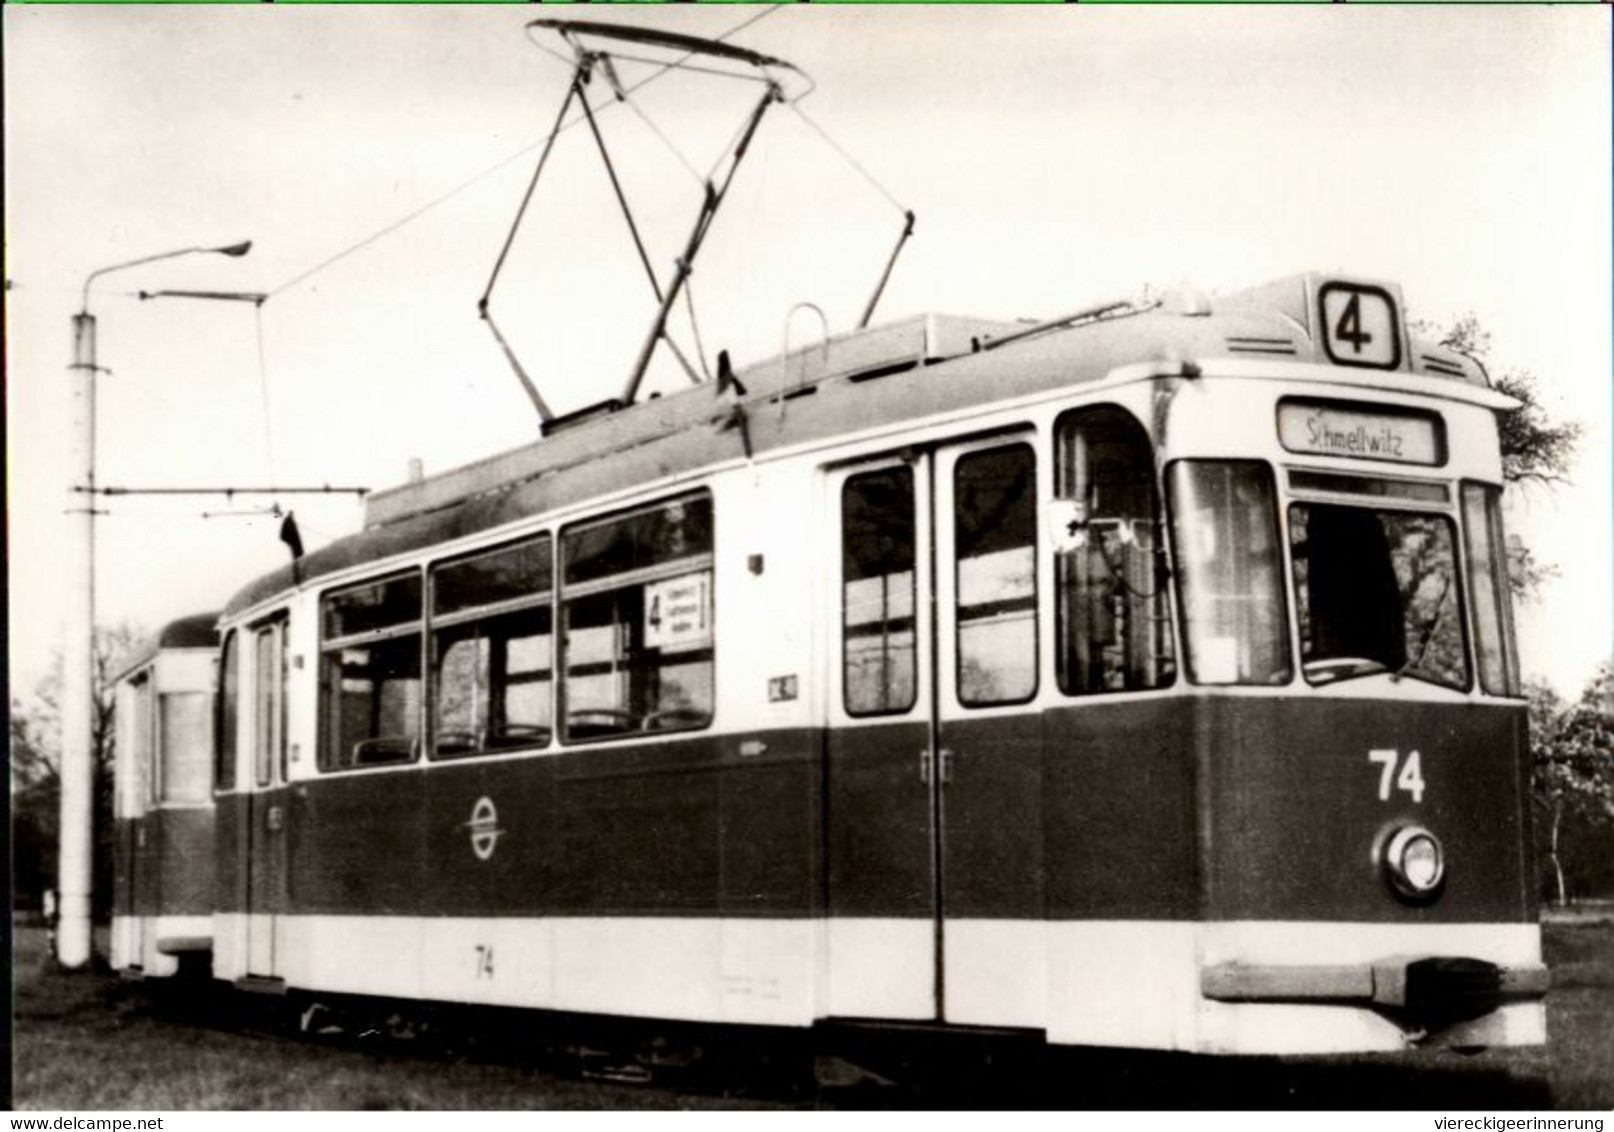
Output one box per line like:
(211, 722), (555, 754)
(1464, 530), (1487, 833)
(209, 914), (1545, 1055)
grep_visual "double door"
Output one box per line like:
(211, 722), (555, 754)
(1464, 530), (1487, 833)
(242, 618), (289, 978)
(825, 435), (1046, 1027)
(121, 672), (155, 968)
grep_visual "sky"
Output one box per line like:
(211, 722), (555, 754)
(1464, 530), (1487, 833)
(5, 5), (1610, 702)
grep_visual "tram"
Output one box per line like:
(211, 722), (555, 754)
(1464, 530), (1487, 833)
(110, 613), (219, 977)
(200, 270), (1548, 1055)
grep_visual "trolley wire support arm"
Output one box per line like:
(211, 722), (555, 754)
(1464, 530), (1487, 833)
(619, 82), (780, 408)
(137, 289), (268, 306)
(73, 484), (369, 498)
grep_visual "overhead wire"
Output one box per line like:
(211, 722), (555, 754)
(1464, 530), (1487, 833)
(616, 90), (705, 187)
(788, 103), (909, 216)
(4, 283), (152, 301)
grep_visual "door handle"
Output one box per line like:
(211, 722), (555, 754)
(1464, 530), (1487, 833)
(919, 748), (954, 786)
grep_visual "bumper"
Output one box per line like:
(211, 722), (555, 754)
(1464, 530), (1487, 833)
(1202, 956), (1550, 1024)
(156, 934), (212, 956)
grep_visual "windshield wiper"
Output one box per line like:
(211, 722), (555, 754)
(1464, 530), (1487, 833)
(1393, 574), (1451, 683)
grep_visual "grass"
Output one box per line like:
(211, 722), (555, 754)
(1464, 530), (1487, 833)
(10, 928), (809, 1110)
(1534, 916), (1614, 1109)
(11, 920), (1613, 1110)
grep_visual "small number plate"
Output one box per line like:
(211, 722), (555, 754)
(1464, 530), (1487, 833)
(1319, 283), (1400, 369)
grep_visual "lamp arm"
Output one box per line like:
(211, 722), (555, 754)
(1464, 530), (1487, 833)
(80, 241), (252, 310)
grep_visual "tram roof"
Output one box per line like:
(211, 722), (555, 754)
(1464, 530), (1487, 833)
(113, 612), (221, 681)
(221, 272), (1489, 620)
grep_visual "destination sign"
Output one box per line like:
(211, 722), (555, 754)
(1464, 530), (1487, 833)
(644, 571), (712, 650)
(1277, 401), (1443, 466)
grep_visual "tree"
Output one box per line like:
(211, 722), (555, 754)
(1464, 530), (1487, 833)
(11, 697), (62, 913)
(9, 622), (146, 915)
(1417, 316), (1604, 902)
(11, 693), (59, 793)
(1430, 313), (1583, 487)
(1436, 312), (1583, 489)
(1414, 314), (1582, 599)
(12, 620), (145, 775)
(1530, 662), (1614, 905)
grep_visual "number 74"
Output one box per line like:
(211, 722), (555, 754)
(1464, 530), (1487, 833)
(1368, 748), (1426, 804)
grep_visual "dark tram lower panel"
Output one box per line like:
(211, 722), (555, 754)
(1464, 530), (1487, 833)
(209, 696), (1545, 1055)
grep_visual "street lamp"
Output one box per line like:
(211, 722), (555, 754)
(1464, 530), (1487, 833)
(58, 240), (252, 970)
(78, 242), (251, 312)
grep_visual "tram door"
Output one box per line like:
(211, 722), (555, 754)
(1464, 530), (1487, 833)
(121, 672), (156, 968)
(826, 437), (1044, 1024)
(245, 618), (288, 977)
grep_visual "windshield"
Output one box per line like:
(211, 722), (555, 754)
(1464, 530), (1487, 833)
(1461, 482), (1522, 696)
(1288, 503), (1469, 689)
(1167, 461), (1292, 685)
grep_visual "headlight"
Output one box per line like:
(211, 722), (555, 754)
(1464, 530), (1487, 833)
(1383, 824), (1445, 901)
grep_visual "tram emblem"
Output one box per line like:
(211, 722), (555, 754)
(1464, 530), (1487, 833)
(464, 796), (504, 861)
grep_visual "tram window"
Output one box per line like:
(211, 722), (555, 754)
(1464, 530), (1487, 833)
(160, 693), (212, 804)
(1290, 503), (1469, 690)
(843, 468), (918, 715)
(114, 677), (140, 819)
(955, 445), (1038, 705)
(560, 494), (713, 741)
(1461, 483), (1521, 696)
(320, 573), (422, 770)
(216, 631), (238, 791)
(323, 573), (421, 639)
(431, 536), (554, 757)
(1055, 408), (1175, 695)
(129, 673), (156, 807)
(1168, 461), (1291, 686)
(254, 622), (287, 787)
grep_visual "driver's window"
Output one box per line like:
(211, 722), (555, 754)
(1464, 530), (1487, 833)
(1054, 406), (1176, 695)
(1289, 504), (1468, 690)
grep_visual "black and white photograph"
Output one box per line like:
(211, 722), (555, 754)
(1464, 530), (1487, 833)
(6, 3), (1611, 1114)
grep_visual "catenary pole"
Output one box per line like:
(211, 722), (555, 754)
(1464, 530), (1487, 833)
(57, 241), (251, 969)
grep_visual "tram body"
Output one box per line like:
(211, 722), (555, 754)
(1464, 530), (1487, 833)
(110, 614), (219, 976)
(206, 273), (1546, 1055)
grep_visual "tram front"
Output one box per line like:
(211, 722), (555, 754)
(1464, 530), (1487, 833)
(1045, 277), (1549, 1052)
(1141, 276), (1548, 1054)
